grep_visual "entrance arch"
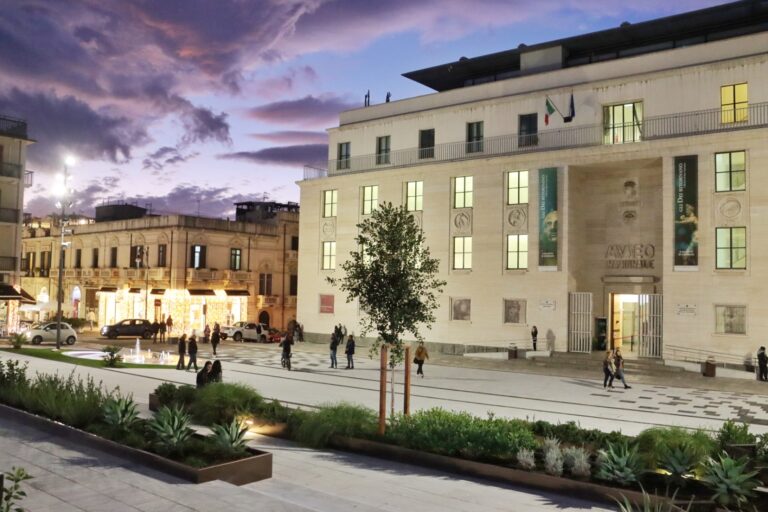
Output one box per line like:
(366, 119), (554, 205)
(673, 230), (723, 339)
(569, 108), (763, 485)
(258, 310), (270, 327)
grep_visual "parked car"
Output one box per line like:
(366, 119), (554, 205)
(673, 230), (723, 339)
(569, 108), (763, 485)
(223, 321), (267, 342)
(100, 319), (153, 339)
(22, 322), (77, 345)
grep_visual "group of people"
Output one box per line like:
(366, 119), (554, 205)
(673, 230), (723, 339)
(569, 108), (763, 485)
(150, 316), (172, 344)
(175, 326), (222, 371)
(329, 324), (356, 369)
(602, 348), (631, 390)
(196, 360), (223, 388)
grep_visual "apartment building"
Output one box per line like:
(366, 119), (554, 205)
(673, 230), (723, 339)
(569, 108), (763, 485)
(298, 1), (768, 359)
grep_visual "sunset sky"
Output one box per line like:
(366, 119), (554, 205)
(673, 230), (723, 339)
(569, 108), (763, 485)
(2, 0), (726, 218)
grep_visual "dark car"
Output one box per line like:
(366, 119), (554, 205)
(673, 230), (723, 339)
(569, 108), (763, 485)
(100, 319), (153, 339)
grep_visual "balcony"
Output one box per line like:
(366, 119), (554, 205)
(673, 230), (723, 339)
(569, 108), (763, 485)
(305, 103), (768, 180)
(24, 170), (33, 188)
(284, 296), (297, 308)
(0, 162), (22, 179)
(149, 268), (170, 280)
(255, 295), (281, 308)
(0, 256), (16, 271)
(187, 269), (218, 281)
(0, 207), (19, 224)
(0, 115), (27, 139)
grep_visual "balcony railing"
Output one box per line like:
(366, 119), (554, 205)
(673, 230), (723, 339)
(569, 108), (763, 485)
(0, 115), (27, 139)
(305, 103), (767, 180)
(0, 207), (19, 224)
(0, 257), (17, 271)
(0, 162), (22, 179)
(24, 170), (33, 188)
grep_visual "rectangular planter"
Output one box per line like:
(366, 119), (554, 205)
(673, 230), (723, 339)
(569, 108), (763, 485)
(0, 403), (272, 485)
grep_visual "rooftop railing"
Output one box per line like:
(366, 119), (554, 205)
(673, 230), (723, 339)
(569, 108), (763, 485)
(304, 103), (766, 180)
(0, 115), (28, 139)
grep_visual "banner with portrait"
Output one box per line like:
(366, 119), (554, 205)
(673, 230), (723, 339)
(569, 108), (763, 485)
(673, 156), (698, 267)
(538, 167), (558, 267)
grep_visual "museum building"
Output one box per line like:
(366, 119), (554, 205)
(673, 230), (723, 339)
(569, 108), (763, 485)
(298, 1), (768, 359)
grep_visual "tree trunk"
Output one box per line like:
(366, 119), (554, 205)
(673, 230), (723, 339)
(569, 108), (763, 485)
(390, 356), (396, 417)
(378, 344), (388, 435)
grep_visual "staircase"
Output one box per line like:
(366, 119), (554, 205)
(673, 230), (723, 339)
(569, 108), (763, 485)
(507, 350), (689, 378)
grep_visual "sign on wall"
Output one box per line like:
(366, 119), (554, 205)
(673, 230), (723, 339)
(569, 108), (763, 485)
(673, 156), (698, 267)
(319, 294), (334, 314)
(538, 167), (558, 267)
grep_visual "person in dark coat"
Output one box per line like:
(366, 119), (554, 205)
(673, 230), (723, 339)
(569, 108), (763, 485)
(211, 323), (220, 356)
(209, 360), (223, 383)
(158, 320), (166, 343)
(531, 325), (538, 351)
(329, 333), (341, 368)
(186, 335), (199, 371)
(757, 346), (768, 381)
(176, 334), (187, 370)
(345, 335), (356, 369)
(196, 361), (212, 388)
(151, 320), (160, 344)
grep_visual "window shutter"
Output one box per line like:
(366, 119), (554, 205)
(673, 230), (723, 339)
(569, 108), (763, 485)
(200, 246), (207, 269)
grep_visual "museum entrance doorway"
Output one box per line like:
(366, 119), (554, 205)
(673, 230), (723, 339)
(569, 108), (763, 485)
(609, 293), (663, 358)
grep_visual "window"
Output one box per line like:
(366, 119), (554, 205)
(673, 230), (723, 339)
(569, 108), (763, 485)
(376, 136), (391, 165)
(715, 151), (746, 192)
(130, 245), (146, 268)
(337, 142), (351, 170)
(506, 234), (528, 269)
(419, 129), (435, 159)
(603, 102), (643, 144)
(190, 244), (206, 269)
(289, 274), (298, 296)
(518, 114), (538, 147)
(361, 185), (378, 215)
(230, 248), (242, 271)
(716, 227), (746, 269)
(110, 247), (118, 268)
(453, 236), (472, 269)
(258, 273), (273, 295)
(157, 244), (167, 267)
(466, 121), (483, 153)
(92, 248), (99, 268)
(322, 189), (338, 218)
(406, 181), (423, 212)
(39, 251), (51, 276)
(507, 170), (529, 204)
(451, 298), (471, 321)
(321, 241), (336, 270)
(715, 305), (746, 334)
(453, 176), (473, 208)
(503, 299), (526, 324)
(291, 236), (299, 251)
(74, 249), (82, 269)
(721, 83), (748, 124)
(24, 252), (34, 274)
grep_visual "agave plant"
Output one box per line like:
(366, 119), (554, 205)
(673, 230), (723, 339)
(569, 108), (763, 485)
(701, 453), (760, 509)
(209, 418), (249, 454)
(147, 405), (193, 452)
(517, 448), (536, 470)
(563, 446), (591, 478)
(596, 442), (643, 486)
(615, 487), (691, 512)
(658, 442), (697, 487)
(102, 396), (139, 431)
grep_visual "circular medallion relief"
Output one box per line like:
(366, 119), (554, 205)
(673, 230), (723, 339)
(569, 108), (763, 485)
(719, 198), (741, 220)
(453, 211), (471, 230)
(322, 221), (335, 237)
(507, 208), (528, 229)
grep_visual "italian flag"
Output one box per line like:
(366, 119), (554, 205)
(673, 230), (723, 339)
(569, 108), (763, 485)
(545, 97), (556, 126)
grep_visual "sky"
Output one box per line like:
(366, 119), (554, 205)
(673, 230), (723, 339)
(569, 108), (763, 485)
(1, 0), (728, 219)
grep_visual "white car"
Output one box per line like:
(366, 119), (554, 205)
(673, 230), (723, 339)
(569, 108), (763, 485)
(22, 322), (77, 345)
(223, 321), (266, 342)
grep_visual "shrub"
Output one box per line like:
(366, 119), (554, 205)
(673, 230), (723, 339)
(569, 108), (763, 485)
(615, 488), (692, 512)
(148, 405), (194, 454)
(544, 443), (563, 476)
(154, 382), (178, 406)
(190, 383), (263, 425)
(175, 385), (197, 408)
(2, 466), (33, 512)
(102, 345), (123, 367)
(563, 446), (591, 477)
(531, 420), (628, 449)
(717, 420), (755, 450)
(209, 419), (249, 455)
(596, 442), (643, 487)
(21, 371), (110, 428)
(636, 427), (715, 469)
(0, 359), (29, 407)
(701, 453), (760, 509)
(258, 399), (291, 423)
(517, 448), (536, 470)
(9, 333), (26, 350)
(102, 396), (139, 432)
(294, 403), (378, 448)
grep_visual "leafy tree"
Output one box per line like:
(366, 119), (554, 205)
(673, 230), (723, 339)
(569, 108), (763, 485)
(327, 202), (446, 364)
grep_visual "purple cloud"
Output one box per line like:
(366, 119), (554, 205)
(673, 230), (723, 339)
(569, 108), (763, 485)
(249, 130), (327, 144)
(142, 146), (199, 171)
(247, 94), (357, 126)
(220, 144), (326, 167)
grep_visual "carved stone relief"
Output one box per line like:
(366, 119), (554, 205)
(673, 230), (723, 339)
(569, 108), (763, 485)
(451, 209), (473, 236)
(504, 205), (528, 234)
(320, 218), (336, 241)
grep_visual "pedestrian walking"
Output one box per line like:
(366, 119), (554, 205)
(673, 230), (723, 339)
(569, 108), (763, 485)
(531, 325), (538, 351)
(158, 320), (166, 343)
(209, 360), (223, 383)
(329, 333), (340, 368)
(345, 335), (356, 369)
(757, 346), (768, 381)
(203, 324), (211, 344)
(186, 335), (199, 371)
(87, 309), (96, 331)
(166, 315), (174, 337)
(152, 320), (160, 344)
(414, 341), (429, 377)
(196, 361), (212, 388)
(176, 334), (187, 370)
(614, 348), (632, 389)
(603, 350), (615, 389)
(211, 325), (220, 356)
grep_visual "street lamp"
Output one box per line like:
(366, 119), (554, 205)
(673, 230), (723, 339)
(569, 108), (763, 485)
(54, 156), (75, 350)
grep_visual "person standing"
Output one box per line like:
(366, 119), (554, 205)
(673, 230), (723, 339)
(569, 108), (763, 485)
(531, 325), (538, 351)
(151, 319), (160, 344)
(176, 334), (187, 370)
(196, 361), (212, 388)
(345, 335), (356, 369)
(603, 350), (615, 389)
(158, 320), (166, 343)
(211, 323), (221, 354)
(329, 333), (340, 368)
(203, 324), (211, 344)
(414, 341), (429, 378)
(186, 335), (199, 371)
(87, 309), (96, 331)
(209, 360), (223, 383)
(614, 348), (632, 389)
(166, 315), (174, 337)
(757, 346), (768, 382)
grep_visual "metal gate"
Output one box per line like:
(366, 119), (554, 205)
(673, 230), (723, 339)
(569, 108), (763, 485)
(638, 294), (663, 358)
(568, 292), (593, 353)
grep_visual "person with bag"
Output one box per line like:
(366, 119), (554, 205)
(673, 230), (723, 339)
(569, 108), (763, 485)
(613, 348), (631, 389)
(186, 335), (199, 371)
(345, 335), (356, 369)
(329, 333), (340, 368)
(176, 333), (187, 370)
(414, 341), (429, 378)
(602, 350), (615, 389)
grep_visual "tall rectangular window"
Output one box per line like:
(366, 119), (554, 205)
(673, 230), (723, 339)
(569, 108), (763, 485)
(721, 83), (748, 124)
(506, 234), (528, 269)
(291, 236), (299, 251)
(337, 142), (351, 170)
(157, 244), (167, 267)
(518, 113), (538, 147)
(130, 245), (147, 268)
(258, 273), (273, 295)
(110, 247), (118, 268)
(74, 249), (82, 269)
(419, 129), (435, 159)
(406, 181), (423, 212)
(321, 241), (336, 270)
(230, 248), (242, 271)
(361, 185), (379, 215)
(322, 189), (338, 218)
(603, 102), (643, 144)
(190, 244), (206, 269)
(453, 236), (472, 269)
(92, 248), (99, 268)
(453, 176), (473, 208)
(507, 170), (529, 204)
(715, 305), (746, 334)
(289, 274), (298, 296)
(466, 121), (484, 153)
(715, 151), (746, 192)
(376, 136), (391, 165)
(716, 227), (746, 269)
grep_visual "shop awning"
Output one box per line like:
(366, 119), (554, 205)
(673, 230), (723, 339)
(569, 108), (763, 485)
(128, 288), (142, 294)
(98, 286), (118, 293)
(19, 288), (36, 304)
(187, 289), (215, 296)
(225, 289), (250, 296)
(0, 284), (34, 303)
(150, 288), (166, 295)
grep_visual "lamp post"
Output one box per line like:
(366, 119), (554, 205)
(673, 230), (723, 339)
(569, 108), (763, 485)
(54, 156), (75, 350)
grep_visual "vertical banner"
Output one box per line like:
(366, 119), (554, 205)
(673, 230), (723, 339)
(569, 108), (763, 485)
(538, 167), (558, 267)
(673, 156), (699, 267)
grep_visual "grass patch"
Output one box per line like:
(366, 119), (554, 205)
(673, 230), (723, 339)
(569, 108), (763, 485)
(0, 348), (170, 369)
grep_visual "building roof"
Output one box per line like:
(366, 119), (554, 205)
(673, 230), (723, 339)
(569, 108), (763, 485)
(403, 0), (768, 92)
